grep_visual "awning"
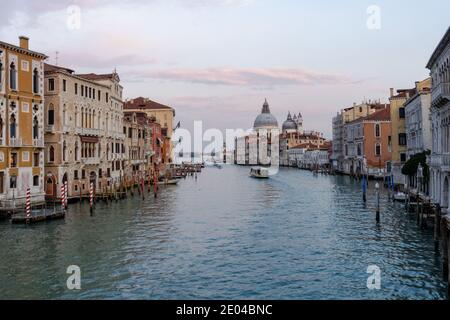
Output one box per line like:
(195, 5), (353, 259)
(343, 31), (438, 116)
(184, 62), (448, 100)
(80, 136), (99, 143)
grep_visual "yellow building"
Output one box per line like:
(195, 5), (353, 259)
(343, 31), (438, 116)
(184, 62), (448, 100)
(124, 97), (175, 165)
(389, 87), (416, 182)
(0, 37), (47, 207)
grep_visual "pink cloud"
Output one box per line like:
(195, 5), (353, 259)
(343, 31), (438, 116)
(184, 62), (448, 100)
(125, 67), (351, 87)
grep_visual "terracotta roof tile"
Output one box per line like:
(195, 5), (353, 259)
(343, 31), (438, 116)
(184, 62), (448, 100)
(124, 97), (173, 111)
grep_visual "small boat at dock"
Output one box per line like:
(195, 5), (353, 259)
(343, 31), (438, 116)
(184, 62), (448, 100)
(393, 192), (407, 202)
(11, 208), (65, 225)
(249, 167), (269, 179)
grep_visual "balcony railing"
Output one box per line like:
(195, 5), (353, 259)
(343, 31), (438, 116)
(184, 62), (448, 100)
(33, 138), (44, 148)
(444, 154), (450, 167)
(10, 138), (22, 147)
(45, 125), (55, 133)
(75, 128), (102, 136)
(0, 137), (4, 146)
(428, 154), (442, 167)
(431, 82), (450, 107)
(83, 157), (100, 165)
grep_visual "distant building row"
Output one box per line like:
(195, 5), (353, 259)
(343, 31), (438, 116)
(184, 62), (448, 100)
(331, 26), (450, 213)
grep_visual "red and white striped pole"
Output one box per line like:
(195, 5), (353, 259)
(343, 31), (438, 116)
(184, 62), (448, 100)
(64, 181), (68, 209)
(61, 184), (66, 210)
(25, 187), (31, 219)
(89, 182), (94, 213)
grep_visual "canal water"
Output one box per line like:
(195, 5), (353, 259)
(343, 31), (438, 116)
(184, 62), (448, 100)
(0, 166), (447, 300)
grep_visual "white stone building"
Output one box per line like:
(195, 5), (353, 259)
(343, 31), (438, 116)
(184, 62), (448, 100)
(405, 78), (432, 158)
(44, 64), (125, 200)
(427, 27), (450, 209)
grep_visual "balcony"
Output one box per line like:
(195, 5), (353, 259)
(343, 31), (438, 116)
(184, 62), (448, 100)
(33, 138), (44, 148)
(431, 82), (450, 107)
(45, 125), (55, 133)
(10, 138), (22, 148)
(428, 154), (442, 167)
(0, 137), (4, 146)
(75, 128), (102, 137)
(83, 157), (100, 165)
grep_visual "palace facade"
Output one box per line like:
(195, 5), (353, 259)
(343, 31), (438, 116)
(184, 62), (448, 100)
(0, 37), (47, 206)
(43, 63), (125, 200)
(427, 27), (450, 210)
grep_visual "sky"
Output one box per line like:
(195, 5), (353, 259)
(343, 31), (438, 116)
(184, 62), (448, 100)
(1, 0), (449, 138)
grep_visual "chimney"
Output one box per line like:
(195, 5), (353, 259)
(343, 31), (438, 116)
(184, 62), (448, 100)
(19, 36), (29, 50)
(390, 88), (394, 97)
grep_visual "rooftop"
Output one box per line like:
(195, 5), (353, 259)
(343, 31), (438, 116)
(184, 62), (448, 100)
(125, 97), (174, 112)
(427, 26), (450, 69)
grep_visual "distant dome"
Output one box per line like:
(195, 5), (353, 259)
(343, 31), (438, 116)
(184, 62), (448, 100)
(253, 99), (279, 129)
(282, 112), (298, 132)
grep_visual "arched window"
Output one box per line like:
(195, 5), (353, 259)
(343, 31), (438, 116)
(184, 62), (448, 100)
(33, 68), (39, 94)
(48, 104), (55, 125)
(9, 62), (16, 90)
(0, 116), (3, 140)
(33, 116), (39, 139)
(49, 146), (55, 162)
(75, 142), (79, 161)
(63, 104), (66, 126)
(9, 114), (16, 138)
(63, 141), (67, 162)
(375, 124), (380, 138)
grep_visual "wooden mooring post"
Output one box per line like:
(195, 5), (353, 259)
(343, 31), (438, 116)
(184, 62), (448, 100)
(440, 215), (450, 292)
(434, 204), (441, 253)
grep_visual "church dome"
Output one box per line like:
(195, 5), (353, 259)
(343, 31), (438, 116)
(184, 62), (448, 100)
(253, 99), (279, 129)
(282, 112), (298, 132)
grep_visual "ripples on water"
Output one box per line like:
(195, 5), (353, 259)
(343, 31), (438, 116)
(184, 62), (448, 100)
(0, 166), (447, 300)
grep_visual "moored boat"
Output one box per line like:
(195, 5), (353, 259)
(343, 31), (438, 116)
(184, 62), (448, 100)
(393, 192), (407, 202)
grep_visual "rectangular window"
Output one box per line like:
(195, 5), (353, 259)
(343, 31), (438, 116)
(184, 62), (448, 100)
(0, 172), (3, 193)
(399, 107), (405, 119)
(33, 152), (39, 167)
(22, 151), (30, 162)
(81, 85), (84, 96)
(63, 79), (67, 92)
(33, 175), (39, 187)
(74, 170), (79, 180)
(400, 153), (407, 162)
(10, 176), (17, 189)
(106, 92), (109, 103)
(98, 90), (101, 101)
(22, 102), (29, 113)
(399, 133), (407, 146)
(48, 78), (55, 91)
(82, 170), (86, 179)
(75, 83), (78, 95)
(11, 153), (18, 167)
(21, 60), (29, 72)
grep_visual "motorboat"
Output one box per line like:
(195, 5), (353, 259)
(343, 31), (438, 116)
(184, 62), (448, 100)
(249, 167), (269, 179)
